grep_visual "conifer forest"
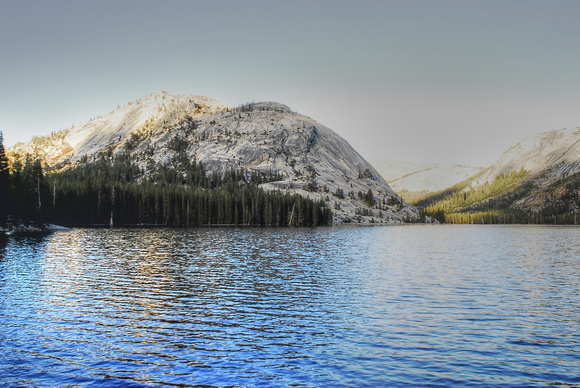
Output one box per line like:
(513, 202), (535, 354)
(0, 132), (332, 228)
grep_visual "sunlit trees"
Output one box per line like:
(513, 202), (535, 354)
(419, 167), (580, 225)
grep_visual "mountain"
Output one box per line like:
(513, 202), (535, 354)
(8, 91), (417, 224)
(371, 158), (483, 203)
(10, 92), (227, 166)
(419, 127), (580, 224)
(471, 128), (580, 188)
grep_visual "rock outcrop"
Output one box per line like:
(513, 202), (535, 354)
(9, 91), (418, 224)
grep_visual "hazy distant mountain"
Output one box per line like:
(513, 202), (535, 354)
(371, 158), (483, 196)
(418, 127), (580, 224)
(8, 91), (417, 224)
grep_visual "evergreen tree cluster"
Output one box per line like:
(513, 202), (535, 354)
(418, 167), (580, 225)
(1, 132), (52, 226)
(0, 132), (11, 223)
(2, 146), (332, 227)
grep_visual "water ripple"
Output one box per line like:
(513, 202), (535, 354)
(0, 225), (579, 386)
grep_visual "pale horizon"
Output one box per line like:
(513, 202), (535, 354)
(2, 1), (579, 167)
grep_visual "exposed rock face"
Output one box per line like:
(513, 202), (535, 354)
(10, 92), (226, 166)
(472, 127), (580, 187)
(483, 128), (580, 216)
(9, 91), (418, 224)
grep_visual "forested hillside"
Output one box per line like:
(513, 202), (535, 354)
(7, 92), (418, 224)
(414, 127), (580, 225)
(418, 168), (580, 224)
(1, 131), (332, 227)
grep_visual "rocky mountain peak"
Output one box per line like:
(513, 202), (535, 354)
(8, 92), (418, 224)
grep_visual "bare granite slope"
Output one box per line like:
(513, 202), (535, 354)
(472, 127), (580, 187)
(9, 92), (418, 224)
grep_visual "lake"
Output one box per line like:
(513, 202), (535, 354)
(1, 225), (579, 387)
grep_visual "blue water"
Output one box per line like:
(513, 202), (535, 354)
(1, 225), (579, 387)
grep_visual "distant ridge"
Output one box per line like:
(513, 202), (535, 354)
(371, 158), (483, 201)
(418, 127), (580, 224)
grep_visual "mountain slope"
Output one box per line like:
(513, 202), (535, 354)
(10, 91), (226, 166)
(419, 127), (580, 224)
(371, 158), (483, 202)
(472, 128), (580, 188)
(9, 91), (417, 224)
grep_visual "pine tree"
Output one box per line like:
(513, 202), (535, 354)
(0, 131), (10, 224)
(365, 189), (375, 207)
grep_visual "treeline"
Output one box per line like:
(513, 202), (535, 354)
(441, 209), (578, 225)
(0, 132), (332, 227)
(417, 168), (529, 211)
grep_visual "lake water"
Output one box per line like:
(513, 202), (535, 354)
(1, 225), (579, 387)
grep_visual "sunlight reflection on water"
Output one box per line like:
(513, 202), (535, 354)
(0, 225), (579, 387)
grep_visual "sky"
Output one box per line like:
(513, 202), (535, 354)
(1, 0), (579, 167)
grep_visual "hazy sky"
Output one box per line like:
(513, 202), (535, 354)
(1, 0), (579, 167)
